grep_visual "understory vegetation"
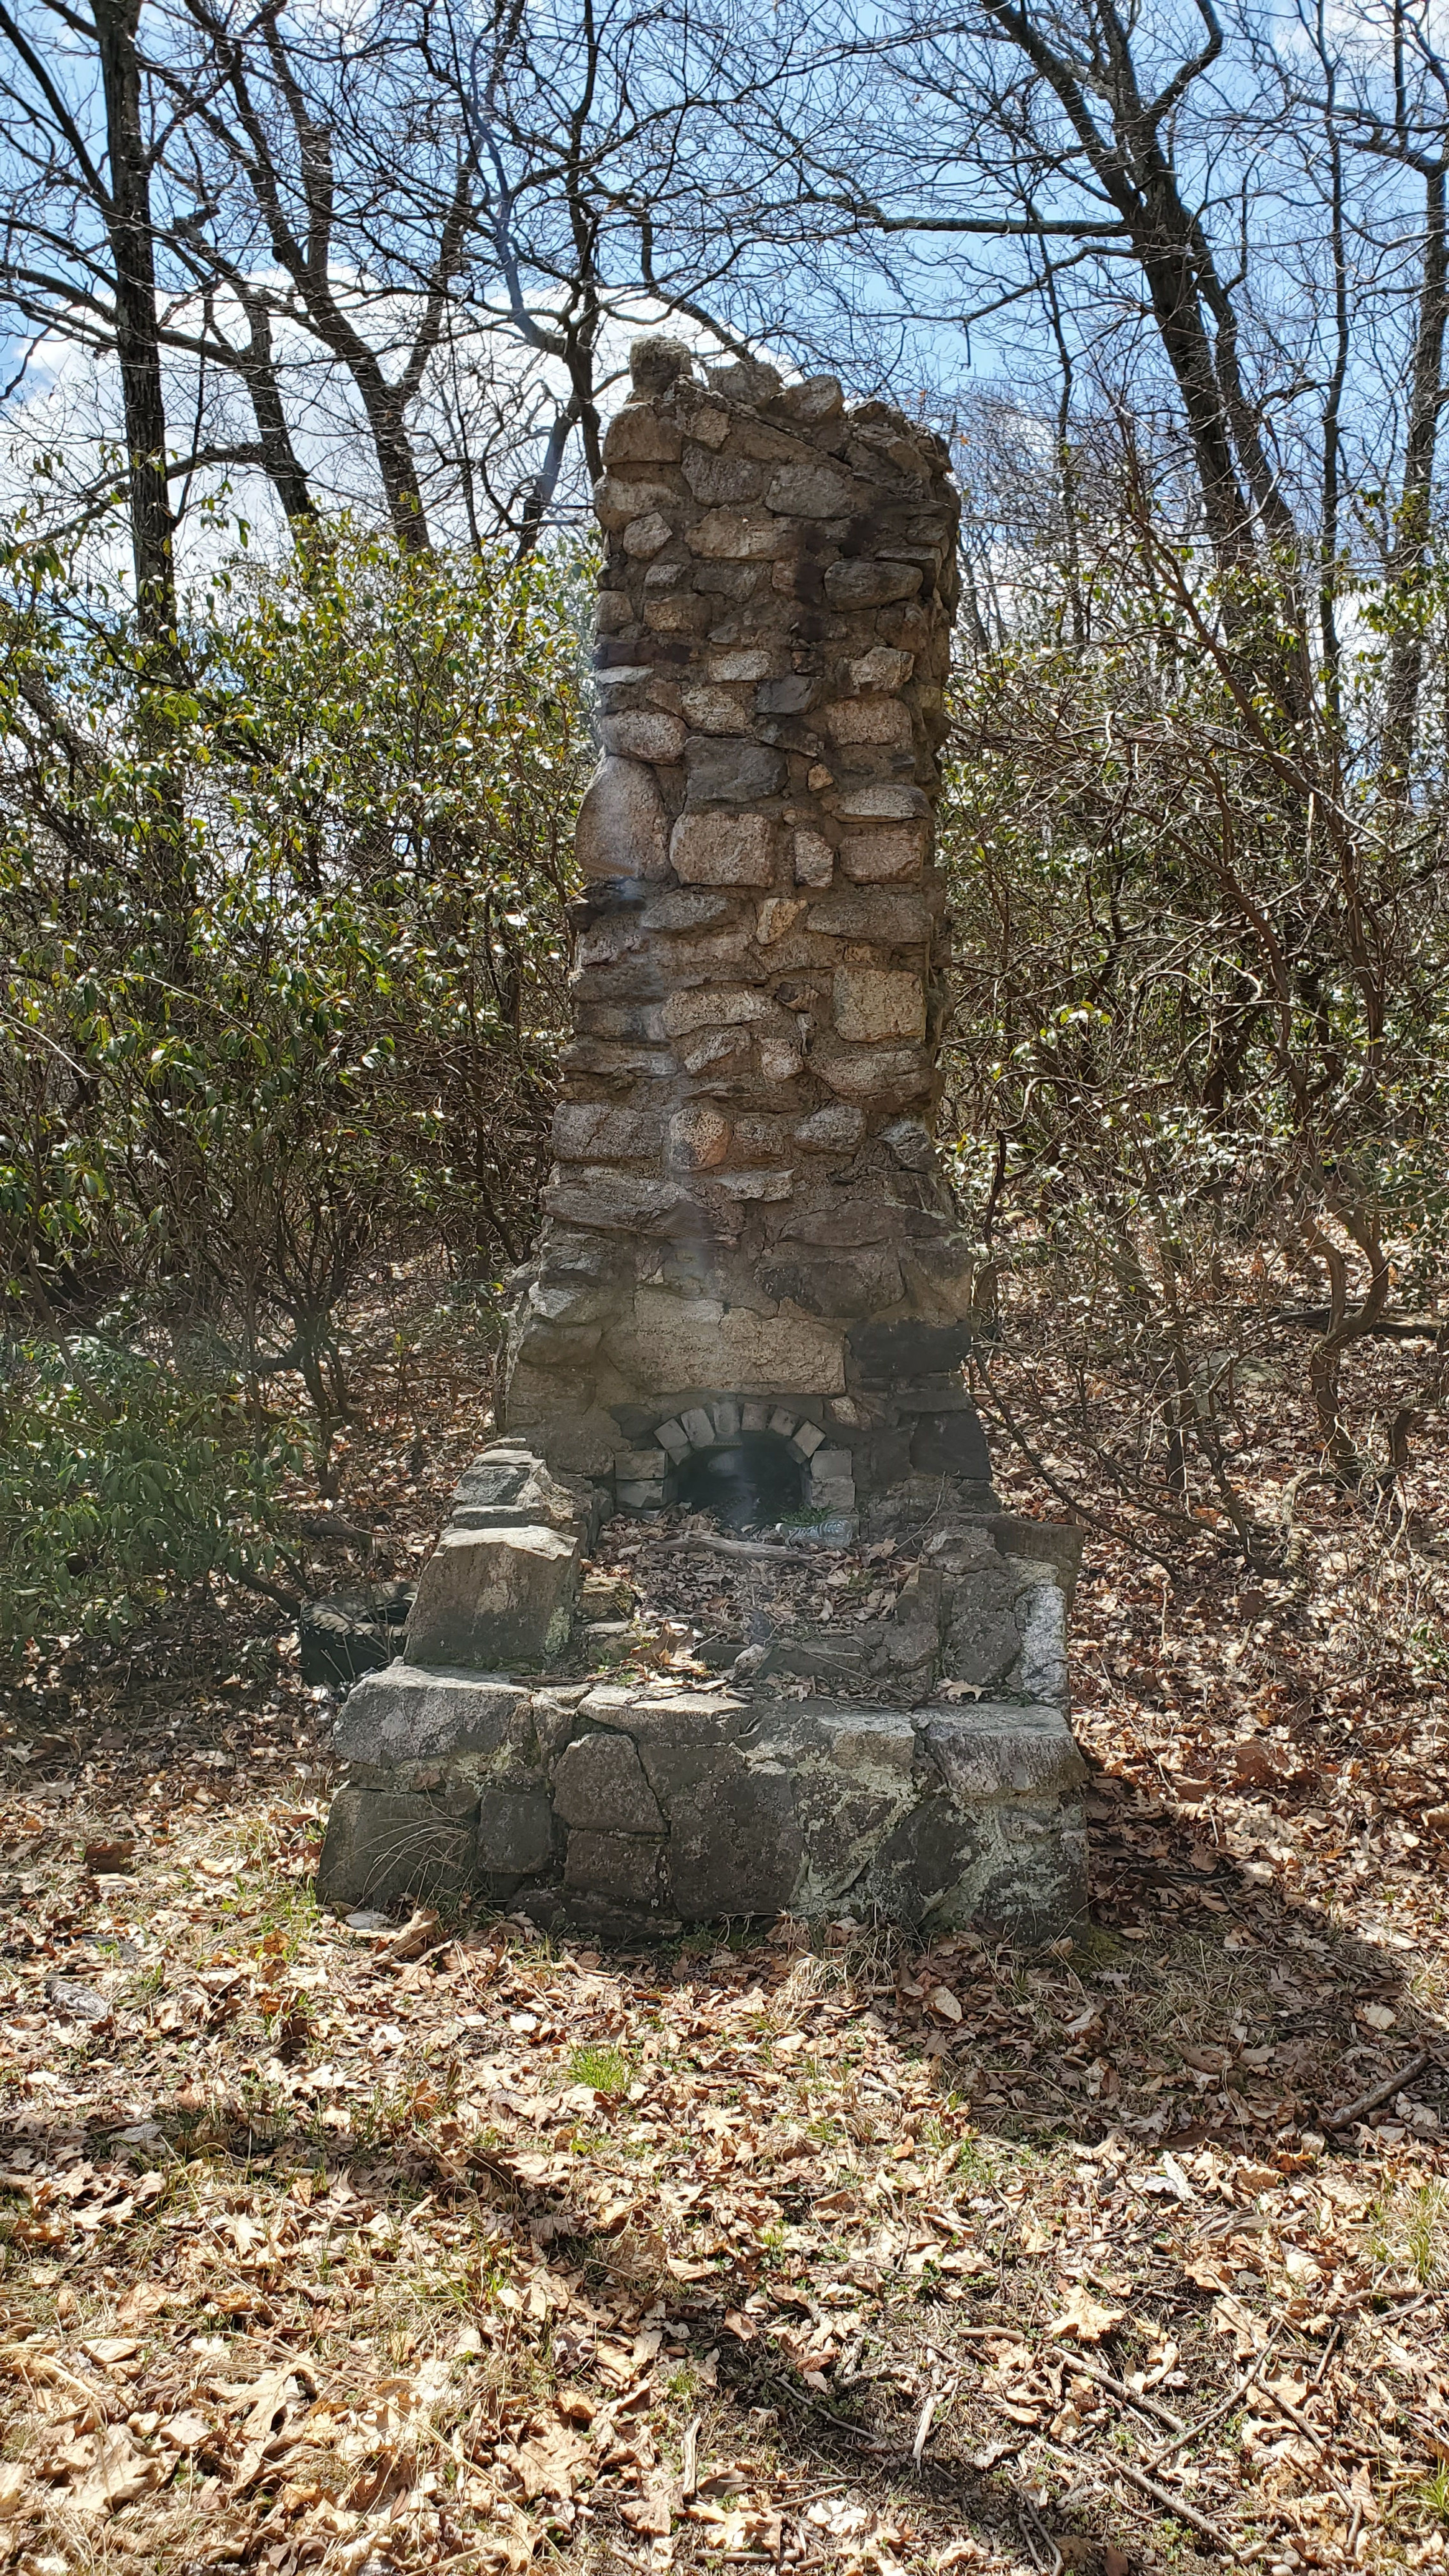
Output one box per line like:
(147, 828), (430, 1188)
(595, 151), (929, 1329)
(1, 519), (590, 1598)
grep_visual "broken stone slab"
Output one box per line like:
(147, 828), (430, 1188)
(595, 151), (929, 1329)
(404, 1523), (580, 1670)
(920, 1700), (1088, 1804)
(552, 1729), (665, 1835)
(449, 1444), (598, 1540)
(334, 1664), (533, 1766)
(988, 1515), (1084, 1593)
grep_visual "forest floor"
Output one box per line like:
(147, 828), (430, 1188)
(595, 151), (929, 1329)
(2, 1290), (1448, 2576)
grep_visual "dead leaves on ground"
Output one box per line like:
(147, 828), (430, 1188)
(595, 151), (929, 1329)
(1, 1872), (1447, 2576)
(1047, 2288), (1124, 2345)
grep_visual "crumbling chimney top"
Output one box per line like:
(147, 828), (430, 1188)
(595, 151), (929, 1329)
(628, 334), (697, 398)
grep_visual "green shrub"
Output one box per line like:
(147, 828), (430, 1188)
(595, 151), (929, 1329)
(0, 1336), (297, 1649)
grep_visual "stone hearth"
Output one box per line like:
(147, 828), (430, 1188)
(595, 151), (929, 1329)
(315, 337), (1089, 1943)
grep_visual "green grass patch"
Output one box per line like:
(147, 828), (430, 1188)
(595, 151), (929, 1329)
(567, 2041), (632, 2096)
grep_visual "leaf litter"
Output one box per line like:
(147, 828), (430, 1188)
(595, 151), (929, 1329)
(0, 1296), (1447, 2575)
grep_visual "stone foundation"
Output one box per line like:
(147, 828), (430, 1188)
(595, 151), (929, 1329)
(319, 1668), (1086, 1943)
(317, 1440), (1088, 1942)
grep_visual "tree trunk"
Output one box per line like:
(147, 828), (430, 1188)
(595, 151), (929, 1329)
(92, 0), (175, 639)
(1384, 160), (1447, 780)
(236, 288), (316, 525)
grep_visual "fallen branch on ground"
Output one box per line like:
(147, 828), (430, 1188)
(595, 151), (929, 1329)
(1321, 2048), (1431, 2130)
(1063, 2356), (1185, 2434)
(662, 1534), (823, 1563)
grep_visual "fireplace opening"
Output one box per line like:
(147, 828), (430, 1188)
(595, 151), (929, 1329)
(672, 1433), (806, 1530)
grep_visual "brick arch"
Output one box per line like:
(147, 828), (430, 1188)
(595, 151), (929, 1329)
(611, 1398), (856, 1517)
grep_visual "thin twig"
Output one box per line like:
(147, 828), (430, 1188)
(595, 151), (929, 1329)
(1064, 2355), (1186, 2435)
(1321, 2048), (1431, 2130)
(1307, 2324), (1343, 2391)
(1018, 2497), (1063, 2576)
(1040, 2424), (1235, 2552)
(1258, 2379), (1327, 2453)
(757, 2366), (893, 2453)
(1147, 2333), (1279, 2465)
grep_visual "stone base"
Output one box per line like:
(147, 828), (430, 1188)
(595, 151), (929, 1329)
(318, 1669), (1088, 1944)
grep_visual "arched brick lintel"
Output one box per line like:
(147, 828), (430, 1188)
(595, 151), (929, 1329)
(611, 1396), (857, 1516)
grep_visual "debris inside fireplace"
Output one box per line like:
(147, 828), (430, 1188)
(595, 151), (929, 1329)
(583, 1500), (1072, 1706)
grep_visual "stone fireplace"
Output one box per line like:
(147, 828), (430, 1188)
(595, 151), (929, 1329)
(316, 339), (1089, 1945)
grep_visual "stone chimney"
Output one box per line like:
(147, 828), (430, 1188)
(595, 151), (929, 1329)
(505, 338), (991, 1527)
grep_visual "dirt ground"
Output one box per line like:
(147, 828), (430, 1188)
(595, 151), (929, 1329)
(2, 1306), (1447, 2576)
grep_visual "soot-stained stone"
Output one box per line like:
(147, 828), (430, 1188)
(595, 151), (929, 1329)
(823, 558), (924, 607)
(848, 1320), (975, 1386)
(475, 1790), (555, 1876)
(564, 1829), (670, 1909)
(683, 736), (788, 805)
(909, 1407), (992, 1479)
(759, 1252), (902, 1317)
(756, 675), (817, 715)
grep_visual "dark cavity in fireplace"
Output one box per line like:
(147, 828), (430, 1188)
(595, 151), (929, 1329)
(672, 1433), (806, 1530)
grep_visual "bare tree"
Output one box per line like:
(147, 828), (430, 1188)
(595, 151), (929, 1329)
(0, 0), (182, 621)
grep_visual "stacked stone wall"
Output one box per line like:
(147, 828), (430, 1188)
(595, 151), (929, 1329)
(506, 337), (984, 1503)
